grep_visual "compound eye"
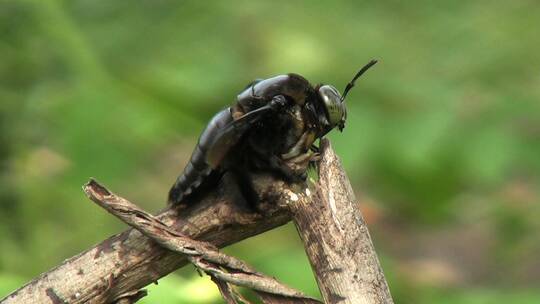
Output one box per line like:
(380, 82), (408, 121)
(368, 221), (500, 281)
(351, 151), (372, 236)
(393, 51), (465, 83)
(318, 85), (345, 128)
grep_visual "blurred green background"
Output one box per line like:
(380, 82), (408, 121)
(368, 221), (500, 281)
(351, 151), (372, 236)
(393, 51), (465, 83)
(1, 0), (540, 303)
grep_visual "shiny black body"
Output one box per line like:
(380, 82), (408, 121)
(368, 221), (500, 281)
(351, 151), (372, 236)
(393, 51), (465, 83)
(168, 73), (329, 205)
(166, 59), (381, 206)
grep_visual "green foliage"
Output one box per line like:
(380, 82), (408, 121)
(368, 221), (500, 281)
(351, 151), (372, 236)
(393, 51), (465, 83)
(1, 0), (539, 303)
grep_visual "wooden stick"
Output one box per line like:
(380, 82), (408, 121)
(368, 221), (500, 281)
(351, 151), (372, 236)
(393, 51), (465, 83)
(290, 139), (394, 304)
(83, 179), (320, 303)
(1, 173), (296, 304)
(2, 140), (394, 304)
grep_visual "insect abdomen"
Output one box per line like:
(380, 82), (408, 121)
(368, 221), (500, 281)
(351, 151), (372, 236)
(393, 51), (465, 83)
(168, 108), (234, 205)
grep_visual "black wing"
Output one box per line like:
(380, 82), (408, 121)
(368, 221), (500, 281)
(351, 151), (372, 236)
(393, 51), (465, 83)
(168, 104), (275, 205)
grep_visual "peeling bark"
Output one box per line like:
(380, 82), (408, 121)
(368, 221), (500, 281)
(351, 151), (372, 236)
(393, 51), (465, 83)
(290, 139), (394, 304)
(1, 173), (297, 304)
(83, 179), (320, 304)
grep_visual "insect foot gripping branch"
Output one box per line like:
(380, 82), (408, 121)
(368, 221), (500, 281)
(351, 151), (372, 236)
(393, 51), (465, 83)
(168, 60), (378, 208)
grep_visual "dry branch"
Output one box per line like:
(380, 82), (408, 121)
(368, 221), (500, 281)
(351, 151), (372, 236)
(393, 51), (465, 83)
(291, 139), (394, 304)
(1, 140), (394, 304)
(83, 179), (320, 304)
(1, 173), (299, 304)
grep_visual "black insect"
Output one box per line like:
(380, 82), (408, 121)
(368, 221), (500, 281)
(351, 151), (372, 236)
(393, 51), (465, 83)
(168, 60), (377, 206)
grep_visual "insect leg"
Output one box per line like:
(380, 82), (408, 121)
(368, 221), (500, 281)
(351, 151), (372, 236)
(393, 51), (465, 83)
(229, 167), (260, 211)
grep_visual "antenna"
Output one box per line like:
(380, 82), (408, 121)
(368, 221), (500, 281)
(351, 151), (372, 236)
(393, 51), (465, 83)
(341, 59), (378, 101)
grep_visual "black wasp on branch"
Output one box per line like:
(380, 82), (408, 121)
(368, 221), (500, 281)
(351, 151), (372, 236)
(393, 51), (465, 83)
(168, 60), (378, 206)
